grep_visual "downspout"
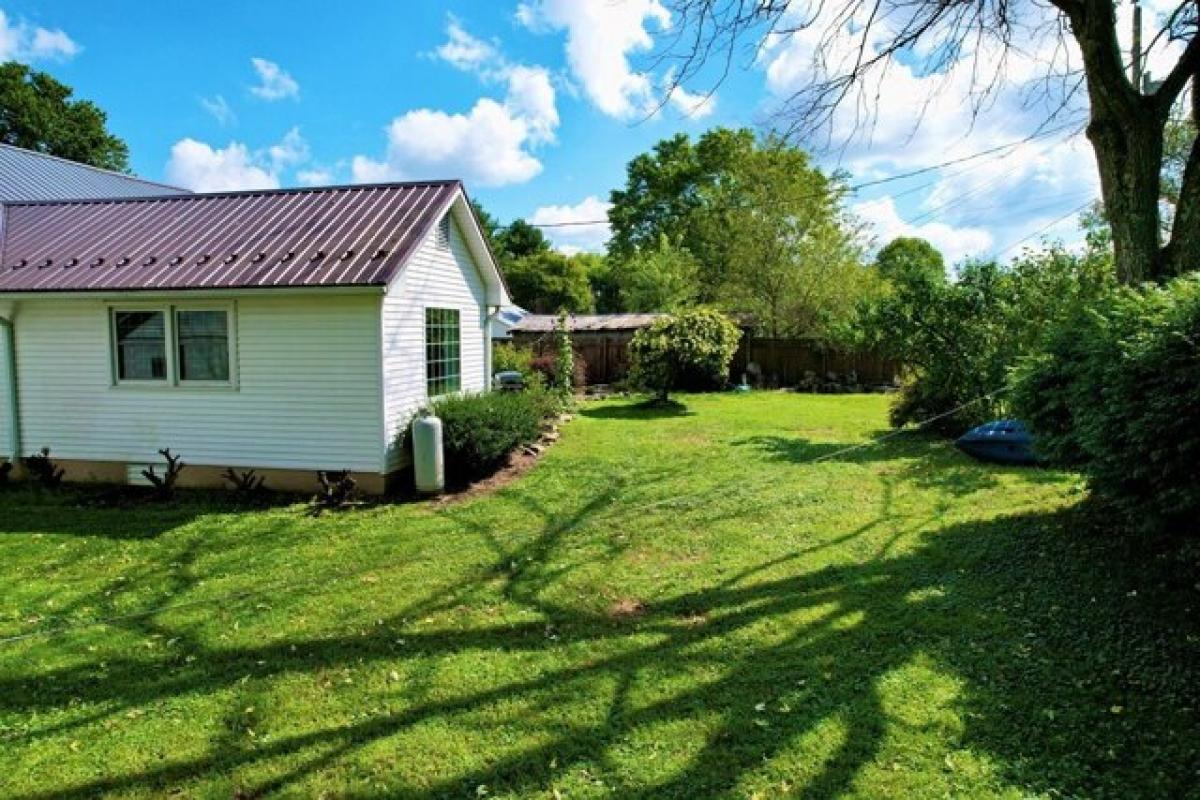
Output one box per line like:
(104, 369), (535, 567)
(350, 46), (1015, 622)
(0, 313), (19, 464)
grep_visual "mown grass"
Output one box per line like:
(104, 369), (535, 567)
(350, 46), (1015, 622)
(0, 392), (1196, 799)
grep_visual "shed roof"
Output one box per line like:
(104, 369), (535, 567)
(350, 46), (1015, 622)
(0, 143), (186, 202)
(0, 181), (462, 293)
(511, 313), (666, 333)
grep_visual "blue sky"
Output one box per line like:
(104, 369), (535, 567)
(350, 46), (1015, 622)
(3, 0), (1163, 263)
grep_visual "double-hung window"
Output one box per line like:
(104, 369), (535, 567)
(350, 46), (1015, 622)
(110, 305), (235, 387)
(113, 310), (168, 381)
(425, 307), (461, 397)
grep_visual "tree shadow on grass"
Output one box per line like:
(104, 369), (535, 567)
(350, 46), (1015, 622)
(0, 484), (306, 540)
(1, 498), (1197, 799)
(578, 399), (696, 420)
(733, 432), (1074, 499)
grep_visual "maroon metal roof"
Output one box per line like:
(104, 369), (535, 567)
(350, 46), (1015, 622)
(0, 181), (461, 293)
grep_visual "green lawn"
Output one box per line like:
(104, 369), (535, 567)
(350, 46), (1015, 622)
(1, 393), (1197, 799)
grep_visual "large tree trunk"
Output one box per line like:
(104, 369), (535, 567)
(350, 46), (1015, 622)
(1086, 103), (1166, 283)
(1061, 0), (1199, 284)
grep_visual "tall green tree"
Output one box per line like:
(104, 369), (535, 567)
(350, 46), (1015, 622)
(608, 127), (756, 297)
(504, 251), (595, 314)
(874, 237), (946, 286)
(495, 219), (551, 263)
(0, 62), (129, 171)
(697, 138), (871, 339)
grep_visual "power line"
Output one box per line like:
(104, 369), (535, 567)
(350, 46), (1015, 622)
(993, 201), (1094, 257)
(520, 124), (1082, 230)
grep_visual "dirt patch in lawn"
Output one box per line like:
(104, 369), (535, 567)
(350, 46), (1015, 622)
(608, 597), (647, 619)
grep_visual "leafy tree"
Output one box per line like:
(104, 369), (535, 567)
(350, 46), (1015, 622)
(610, 129), (872, 335)
(628, 308), (741, 402)
(663, 1), (1200, 284)
(585, 254), (623, 313)
(698, 138), (872, 339)
(495, 219), (551, 263)
(614, 236), (700, 312)
(470, 200), (502, 250)
(0, 62), (129, 171)
(875, 237), (946, 286)
(504, 251), (595, 314)
(609, 127), (756, 296)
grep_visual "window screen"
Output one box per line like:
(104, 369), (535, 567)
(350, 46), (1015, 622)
(176, 309), (230, 381)
(114, 310), (167, 380)
(425, 307), (461, 396)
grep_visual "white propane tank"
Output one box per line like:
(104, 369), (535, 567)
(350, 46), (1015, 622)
(412, 412), (444, 495)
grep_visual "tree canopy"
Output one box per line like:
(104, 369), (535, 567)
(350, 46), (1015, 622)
(874, 238), (946, 286)
(0, 62), (129, 172)
(608, 128), (870, 338)
(503, 250), (595, 314)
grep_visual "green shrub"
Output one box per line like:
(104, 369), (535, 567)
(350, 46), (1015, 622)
(493, 342), (534, 376)
(1010, 275), (1200, 529)
(426, 386), (555, 484)
(628, 308), (741, 401)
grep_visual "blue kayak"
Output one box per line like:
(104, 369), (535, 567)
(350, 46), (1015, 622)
(955, 420), (1039, 465)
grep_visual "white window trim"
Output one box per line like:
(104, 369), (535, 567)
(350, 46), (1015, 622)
(424, 306), (462, 399)
(108, 301), (238, 390)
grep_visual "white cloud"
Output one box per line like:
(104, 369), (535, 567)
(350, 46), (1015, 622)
(267, 126), (309, 169)
(200, 94), (235, 126)
(249, 57), (299, 101)
(516, 0), (673, 119)
(529, 195), (612, 253)
(164, 128), (312, 192)
(504, 64), (559, 143)
(351, 98), (544, 187)
(435, 17), (498, 72)
(296, 168), (334, 186)
(757, 4), (1113, 256)
(853, 196), (992, 266)
(352, 20), (559, 188)
(165, 139), (278, 192)
(0, 10), (79, 61)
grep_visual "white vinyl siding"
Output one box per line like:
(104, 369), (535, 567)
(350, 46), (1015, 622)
(0, 323), (12, 457)
(381, 213), (489, 470)
(10, 293), (384, 471)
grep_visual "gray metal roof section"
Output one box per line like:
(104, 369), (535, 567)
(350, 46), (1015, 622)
(511, 313), (666, 333)
(0, 143), (186, 202)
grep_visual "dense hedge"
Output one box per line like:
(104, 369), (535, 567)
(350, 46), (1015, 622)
(426, 387), (559, 484)
(860, 250), (1112, 435)
(1010, 274), (1200, 529)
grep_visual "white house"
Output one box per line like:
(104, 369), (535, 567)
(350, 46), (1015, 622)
(0, 180), (509, 493)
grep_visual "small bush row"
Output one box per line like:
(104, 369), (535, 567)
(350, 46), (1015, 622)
(427, 384), (561, 485)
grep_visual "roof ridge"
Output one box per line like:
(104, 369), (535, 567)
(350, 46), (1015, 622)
(1, 178), (464, 208)
(0, 142), (187, 193)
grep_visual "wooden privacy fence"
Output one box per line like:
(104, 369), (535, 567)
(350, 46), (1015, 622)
(731, 337), (900, 389)
(511, 329), (899, 389)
